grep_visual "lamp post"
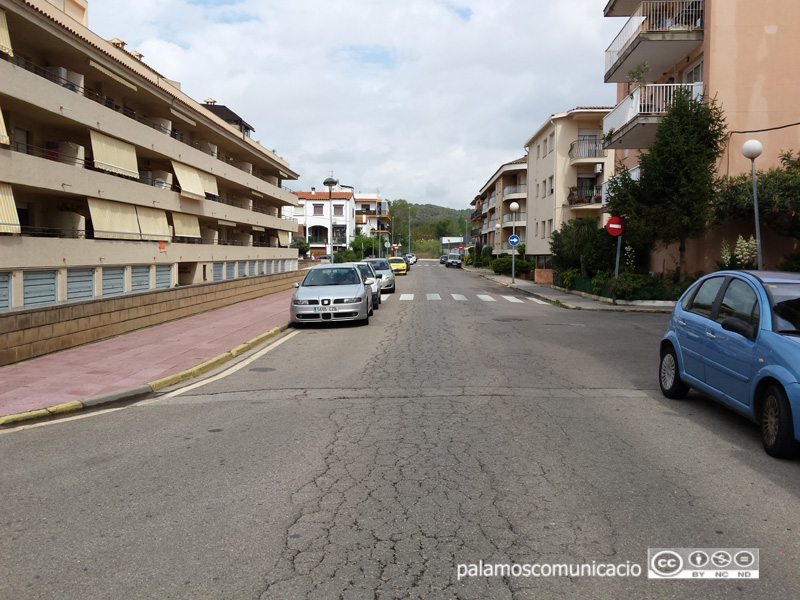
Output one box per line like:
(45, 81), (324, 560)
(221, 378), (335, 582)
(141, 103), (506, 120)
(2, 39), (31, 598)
(323, 177), (337, 258)
(495, 222), (501, 267)
(464, 218), (468, 258)
(742, 140), (763, 270)
(509, 201), (519, 283)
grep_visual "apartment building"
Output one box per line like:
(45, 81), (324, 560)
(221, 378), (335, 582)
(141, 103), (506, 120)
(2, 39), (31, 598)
(524, 107), (614, 269)
(292, 188), (356, 257)
(602, 0), (800, 271)
(0, 0), (299, 311)
(354, 193), (391, 242)
(473, 157), (527, 255)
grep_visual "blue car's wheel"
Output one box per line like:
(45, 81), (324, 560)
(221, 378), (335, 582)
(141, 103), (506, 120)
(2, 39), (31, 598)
(659, 346), (689, 399)
(761, 384), (800, 459)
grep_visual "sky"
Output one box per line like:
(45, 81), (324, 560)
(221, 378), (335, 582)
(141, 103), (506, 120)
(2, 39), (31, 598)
(88, 0), (622, 209)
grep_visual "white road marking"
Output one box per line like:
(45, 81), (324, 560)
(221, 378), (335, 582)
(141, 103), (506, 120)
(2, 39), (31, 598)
(399, 294), (414, 301)
(380, 294), (389, 301)
(528, 297), (549, 305)
(427, 294), (441, 301)
(501, 295), (524, 303)
(477, 295), (496, 302)
(451, 294), (468, 301)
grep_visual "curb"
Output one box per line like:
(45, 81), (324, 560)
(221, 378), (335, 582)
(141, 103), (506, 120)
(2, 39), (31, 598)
(0, 323), (290, 428)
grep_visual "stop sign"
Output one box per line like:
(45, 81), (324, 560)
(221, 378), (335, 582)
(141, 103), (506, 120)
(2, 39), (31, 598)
(606, 216), (624, 237)
(459, 245), (463, 249)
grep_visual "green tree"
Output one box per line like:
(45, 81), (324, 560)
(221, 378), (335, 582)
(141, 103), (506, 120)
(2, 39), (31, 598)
(606, 89), (727, 278)
(290, 237), (309, 257)
(715, 150), (800, 242)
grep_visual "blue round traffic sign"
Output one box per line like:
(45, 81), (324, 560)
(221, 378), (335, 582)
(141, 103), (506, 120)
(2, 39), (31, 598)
(509, 235), (520, 246)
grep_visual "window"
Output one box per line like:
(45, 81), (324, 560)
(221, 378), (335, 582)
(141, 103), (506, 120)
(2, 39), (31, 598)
(537, 145), (540, 159)
(687, 276), (725, 318)
(548, 176), (554, 195)
(334, 205), (343, 216)
(549, 133), (555, 153)
(313, 204), (323, 216)
(548, 219), (553, 238)
(536, 183), (540, 198)
(543, 139), (547, 155)
(534, 222), (539, 237)
(717, 279), (759, 328)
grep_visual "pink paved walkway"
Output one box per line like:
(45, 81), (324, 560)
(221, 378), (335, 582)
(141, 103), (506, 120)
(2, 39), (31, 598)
(0, 289), (294, 417)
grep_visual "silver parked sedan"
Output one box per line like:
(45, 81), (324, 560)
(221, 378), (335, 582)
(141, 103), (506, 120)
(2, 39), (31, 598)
(290, 264), (373, 325)
(363, 258), (396, 294)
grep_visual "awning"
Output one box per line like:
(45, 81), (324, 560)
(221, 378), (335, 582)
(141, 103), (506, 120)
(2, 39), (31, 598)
(0, 9), (13, 57)
(0, 182), (20, 233)
(0, 104), (9, 145)
(88, 197), (141, 240)
(218, 220), (235, 227)
(197, 170), (219, 197)
(169, 107), (196, 127)
(135, 206), (171, 241)
(277, 231), (290, 246)
(251, 226), (265, 232)
(171, 161), (205, 200)
(171, 212), (201, 238)
(88, 59), (137, 91)
(89, 130), (140, 178)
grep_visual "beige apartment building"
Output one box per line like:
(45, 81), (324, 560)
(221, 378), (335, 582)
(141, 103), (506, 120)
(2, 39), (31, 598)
(471, 157), (527, 255)
(0, 0), (299, 311)
(602, 0), (800, 271)
(524, 108), (615, 270)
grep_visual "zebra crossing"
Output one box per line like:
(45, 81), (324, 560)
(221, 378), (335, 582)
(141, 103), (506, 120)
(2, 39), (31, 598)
(384, 293), (551, 305)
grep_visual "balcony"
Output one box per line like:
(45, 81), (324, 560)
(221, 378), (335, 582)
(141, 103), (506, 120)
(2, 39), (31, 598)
(603, 82), (703, 148)
(568, 139), (607, 162)
(605, 1), (704, 82)
(567, 186), (604, 210)
(502, 184), (527, 199)
(502, 212), (526, 226)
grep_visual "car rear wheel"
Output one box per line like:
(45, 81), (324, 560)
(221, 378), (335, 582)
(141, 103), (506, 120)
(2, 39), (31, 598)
(659, 346), (689, 399)
(761, 384), (800, 458)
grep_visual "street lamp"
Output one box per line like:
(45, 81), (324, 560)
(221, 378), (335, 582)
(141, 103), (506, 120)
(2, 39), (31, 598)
(509, 201), (519, 284)
(742, 140), (763, 270)
(323, 177), (337, 258)
(495, 222), (501, 266)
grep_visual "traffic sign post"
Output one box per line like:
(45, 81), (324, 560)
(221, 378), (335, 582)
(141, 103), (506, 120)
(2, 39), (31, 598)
(605, 217), (624, 305)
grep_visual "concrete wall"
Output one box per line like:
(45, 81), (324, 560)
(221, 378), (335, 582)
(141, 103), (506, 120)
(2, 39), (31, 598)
(0, 271), (301, 367)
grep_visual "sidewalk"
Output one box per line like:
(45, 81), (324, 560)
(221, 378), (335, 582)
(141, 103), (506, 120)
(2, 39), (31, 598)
(465, 266), (676, 313)
(0, 288), (295, 425)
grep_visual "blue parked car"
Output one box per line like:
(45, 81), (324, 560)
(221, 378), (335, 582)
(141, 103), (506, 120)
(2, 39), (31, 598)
(659, 270), (800, 458)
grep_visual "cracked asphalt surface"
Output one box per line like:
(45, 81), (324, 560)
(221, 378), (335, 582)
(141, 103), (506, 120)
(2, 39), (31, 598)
(2, 261), (800, 599)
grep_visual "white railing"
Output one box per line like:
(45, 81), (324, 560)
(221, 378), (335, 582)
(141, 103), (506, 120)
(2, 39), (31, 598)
(605, 1), (704, 71)
(502, 212), (526, 223)
(503, 184), (527, 197)
(603, 83), (703, 137)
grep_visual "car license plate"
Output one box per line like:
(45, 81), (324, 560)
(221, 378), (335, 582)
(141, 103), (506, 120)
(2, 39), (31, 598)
(314, 306), (337, 312)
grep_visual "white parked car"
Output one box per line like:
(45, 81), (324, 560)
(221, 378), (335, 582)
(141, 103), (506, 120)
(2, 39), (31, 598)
(290, 264), (373, 325)
(355, 261), (382, 310)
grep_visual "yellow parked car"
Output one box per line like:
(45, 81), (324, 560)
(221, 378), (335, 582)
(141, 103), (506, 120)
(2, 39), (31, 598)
(387, 256), (408, 275)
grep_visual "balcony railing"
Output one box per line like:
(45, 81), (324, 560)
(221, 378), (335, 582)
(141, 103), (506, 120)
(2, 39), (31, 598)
(603, 82), (703, 138)
(502, 184), (527, 197)
(568, 139), (607, 160)
(502, 211), (527, 223)
(605, 1), (704, 72)
(567, 185), (603, 207)
(9, 54), (283, 187)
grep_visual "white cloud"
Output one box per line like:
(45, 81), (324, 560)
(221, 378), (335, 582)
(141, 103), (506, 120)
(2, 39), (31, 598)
(88, 0), (620, 208)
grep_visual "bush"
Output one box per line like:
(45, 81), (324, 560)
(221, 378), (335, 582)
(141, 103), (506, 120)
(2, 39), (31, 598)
(334, 250), (358, 263)
(491, 257), (532, 276)
(779, 252), (800, 272)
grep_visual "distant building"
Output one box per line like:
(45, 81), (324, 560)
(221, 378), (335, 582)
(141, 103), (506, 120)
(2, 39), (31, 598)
(292, 187), (356, 257)
(0, 0), (299, 310)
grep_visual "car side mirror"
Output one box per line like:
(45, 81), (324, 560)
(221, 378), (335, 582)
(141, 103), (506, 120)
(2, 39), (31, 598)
(292, 282), (300, 288)
(721, 317), (755, 340)
(376, 274), (382, 280)
(365, 278), (375, 286)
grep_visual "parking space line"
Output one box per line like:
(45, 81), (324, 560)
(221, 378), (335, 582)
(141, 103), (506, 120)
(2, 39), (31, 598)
(427, 293), (441, 301)
(502, 295), (524, 303)
(399, 294), (414, 301)
(451, 294), (468, 301)
(477, 295), (496, 302)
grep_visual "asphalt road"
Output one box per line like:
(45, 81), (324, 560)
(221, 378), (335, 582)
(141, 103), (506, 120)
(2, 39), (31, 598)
(2, 260), (799, 599)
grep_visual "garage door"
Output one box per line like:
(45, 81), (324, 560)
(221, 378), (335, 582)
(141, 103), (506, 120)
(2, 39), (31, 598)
(213, 262), (224, 281)
(155, 265), (171, 288)
(0, 272), (10, 312)
(131, 266), (150, 293)
(102, 267), (125, 297)
(24, 270), (57, 307)
(67, 268), (94, 302)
